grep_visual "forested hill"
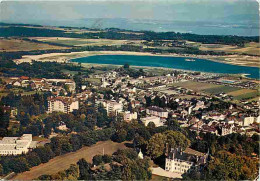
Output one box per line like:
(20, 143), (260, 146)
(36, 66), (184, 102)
(0, 23), (258, 46)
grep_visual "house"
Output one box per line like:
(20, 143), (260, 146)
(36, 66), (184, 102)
(123, 111), (138, 122)
(165, 147), (208, 174)
(47, 96), (79, 114)
(57, 122), (68, 131)
(146, 106), (168, 118)
(0, 134), (34, 155)
(141, 116), (164, 127)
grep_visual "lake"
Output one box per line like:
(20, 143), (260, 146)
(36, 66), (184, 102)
(71, 55), (259, 79)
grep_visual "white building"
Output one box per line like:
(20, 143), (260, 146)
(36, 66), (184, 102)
(141, 116), (164, 127)
(146, 106), (168, 118)
(165, 147), (208, 174)
(123, 111), (138, 122)
(0, 134), (33, 155)
(243, 117), (255, 126)
(47, 96), (79, 114)
(96, 100), (123, 116)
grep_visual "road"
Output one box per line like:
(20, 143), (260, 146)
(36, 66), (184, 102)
(13, 140), (127, 180)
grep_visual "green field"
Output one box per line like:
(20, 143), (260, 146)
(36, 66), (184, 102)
(171, 81), (259, 101)
(203, 86), (240, 94)
(233, 91), (260, 100)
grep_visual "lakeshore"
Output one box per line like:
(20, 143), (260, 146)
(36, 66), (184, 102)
(14, 50), (260, 68)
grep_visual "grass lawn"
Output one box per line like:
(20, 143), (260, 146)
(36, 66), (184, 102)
(32, 136), (49, 141)
(171, 81), (221, 92)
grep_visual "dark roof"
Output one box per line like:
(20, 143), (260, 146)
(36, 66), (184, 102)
(147, 106), (167, 112)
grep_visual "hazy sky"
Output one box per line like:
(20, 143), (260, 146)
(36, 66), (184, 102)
(1, 0), (258, 23)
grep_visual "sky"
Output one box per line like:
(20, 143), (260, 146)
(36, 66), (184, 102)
(1, 0), (258, 22)
(0, 0), (259, 35)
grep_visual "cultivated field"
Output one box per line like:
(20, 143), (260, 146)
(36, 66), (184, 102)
(228, 89), (260, 100)
(199, 42), (260, 56)
(13, 140), (128, 180)
(0, 38), (68, 52)
(228, 89), (256, 97)
(172, 81), (259, 101)
(31, 37), (144, 47)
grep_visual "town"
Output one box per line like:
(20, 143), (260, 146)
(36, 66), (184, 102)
(0, 60), (259, 180)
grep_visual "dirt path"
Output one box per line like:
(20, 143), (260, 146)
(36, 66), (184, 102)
(12, 140), (127, 180)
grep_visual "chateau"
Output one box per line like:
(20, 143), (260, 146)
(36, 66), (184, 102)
(165, 147), (208, 174)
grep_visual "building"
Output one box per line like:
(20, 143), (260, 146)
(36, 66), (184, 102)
(0, 134), (33, 155)
(220, 123), (235, 136)
(47, 96), (79, 114)
(146, 106), (168, 118)
(96, 100), (123, 116)
(45, 79), (76, 92)
(123, 111), (138, 122)
(243, 117), (255, 126)
(165, 147), (208, 174)
(141, 116), (164, 127)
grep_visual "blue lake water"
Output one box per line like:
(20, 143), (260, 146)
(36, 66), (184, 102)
(71, 55), (259, 79)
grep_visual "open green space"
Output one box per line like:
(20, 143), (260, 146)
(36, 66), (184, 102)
(203, 86), (240, 94)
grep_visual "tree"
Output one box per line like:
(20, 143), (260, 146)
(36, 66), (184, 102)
(147, 133), (166, 158)
(77, 159), (91, 180)
(34, 146), (55, 163)
(164, 130), (190, 150)
(11, 157), (29, 173)
(103, 154), (112, 163)
(207, 150), (258, 180)
(123, 63), (130, 69)
(92, 155), (103, 166)
(65, 164), (79, 180)
(0, 164), (3, 176)
(25, 152), (41, 167)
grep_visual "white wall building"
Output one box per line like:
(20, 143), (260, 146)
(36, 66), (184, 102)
(96, 100), (123, 116)
(165, 147), (208, 174)
(141, 116), (164, 127)
(0, 134), (33, 155)
(146, 106), (168, 118)
(123, 111), (138, 122)
(243, 117), (255, 126)
(47, 97), (79, 114)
